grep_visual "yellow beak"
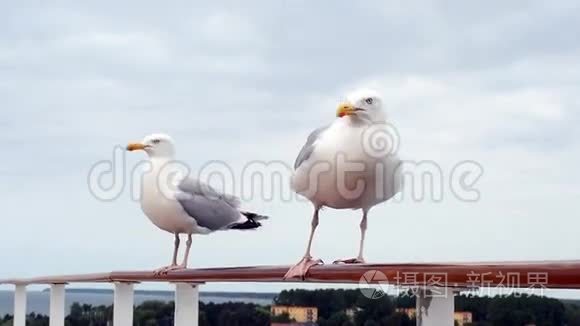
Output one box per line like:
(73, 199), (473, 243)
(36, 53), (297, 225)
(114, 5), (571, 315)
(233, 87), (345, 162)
(126, 143), (146, 151)
(336, 102), (356, 118)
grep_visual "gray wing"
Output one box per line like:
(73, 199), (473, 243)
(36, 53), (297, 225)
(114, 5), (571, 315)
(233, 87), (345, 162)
(294, 125), (329, 169)
(178, 178), (240, 207)
(176, 178), (242, 231)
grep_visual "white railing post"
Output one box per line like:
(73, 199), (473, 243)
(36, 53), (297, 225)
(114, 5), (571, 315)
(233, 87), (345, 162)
(13, 284), (27, 326)
(49, 283), (66, 326)
(416, 288), (454, 326)
(113, 282), (134, 326)
(174, 283), (199, 326)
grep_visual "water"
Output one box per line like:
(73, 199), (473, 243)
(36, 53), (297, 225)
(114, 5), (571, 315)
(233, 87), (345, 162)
(0, 290), (275, 316)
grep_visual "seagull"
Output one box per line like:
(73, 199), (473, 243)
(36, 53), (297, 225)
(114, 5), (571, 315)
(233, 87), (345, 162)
(285, 89), (402, 279)
(126, 133), (268, 274)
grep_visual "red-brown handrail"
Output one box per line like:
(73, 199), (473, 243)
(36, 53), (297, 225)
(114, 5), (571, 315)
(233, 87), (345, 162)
(2, 260), (580, 289)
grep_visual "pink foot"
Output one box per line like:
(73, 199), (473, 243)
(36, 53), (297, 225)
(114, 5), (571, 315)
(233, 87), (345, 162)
(153, 264), (186, 275)
(333, 257), (366, 264)
(284, 256), (323, 280)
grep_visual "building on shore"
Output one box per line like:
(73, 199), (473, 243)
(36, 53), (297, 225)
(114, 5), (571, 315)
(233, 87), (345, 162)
(396, 308), (473, 325)
(271, 305), (318, 324)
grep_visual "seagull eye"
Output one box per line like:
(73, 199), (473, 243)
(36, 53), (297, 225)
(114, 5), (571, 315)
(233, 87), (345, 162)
(365, 98), (374, 105)
(152, 139), (161, 144)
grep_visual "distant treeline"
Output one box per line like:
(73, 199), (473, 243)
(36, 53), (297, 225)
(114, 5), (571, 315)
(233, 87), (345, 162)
(2, 288), (580, 326)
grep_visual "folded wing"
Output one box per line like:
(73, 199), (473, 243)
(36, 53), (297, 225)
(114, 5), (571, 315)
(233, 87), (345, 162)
(294, 125), (329, 169)
(176, 178), (243, 231)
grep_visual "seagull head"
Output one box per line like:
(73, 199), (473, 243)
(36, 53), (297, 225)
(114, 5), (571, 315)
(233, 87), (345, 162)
(126, 133), (176, 158)
(336, 89), (386, 123)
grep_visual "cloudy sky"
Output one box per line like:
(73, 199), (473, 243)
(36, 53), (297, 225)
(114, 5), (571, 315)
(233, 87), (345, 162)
(1, 1), (579, 295)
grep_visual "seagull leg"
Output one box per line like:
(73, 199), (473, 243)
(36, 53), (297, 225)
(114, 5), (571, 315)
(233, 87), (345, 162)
(284, 207), (324, 280)
(154, 233), (181, 275)
(171, 233), (180, 266)
(179, 234), (193, 268)
(333, 209), (368, 264)
(157, 234), (193, 274)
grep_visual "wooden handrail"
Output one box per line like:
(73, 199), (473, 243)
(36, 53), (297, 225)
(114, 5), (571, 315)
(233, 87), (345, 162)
(2, 260), (580, 289)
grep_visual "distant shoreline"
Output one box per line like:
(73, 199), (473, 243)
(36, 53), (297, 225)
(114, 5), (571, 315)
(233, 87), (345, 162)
(37, 288), (278, 299)
(0, 289), (276, 315)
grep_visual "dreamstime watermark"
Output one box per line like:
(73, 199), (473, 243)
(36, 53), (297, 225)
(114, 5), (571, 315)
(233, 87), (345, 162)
(357, 270), (549, 299)
(87, 123), (483, 203)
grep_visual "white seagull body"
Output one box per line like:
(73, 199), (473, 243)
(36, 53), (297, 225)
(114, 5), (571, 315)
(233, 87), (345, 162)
(292, 118), (400, 210)
(140, 157), (249, 235)
(140, 158), (202, 235)
(127, 134), (267, 274)
(285, 89), (402, 279)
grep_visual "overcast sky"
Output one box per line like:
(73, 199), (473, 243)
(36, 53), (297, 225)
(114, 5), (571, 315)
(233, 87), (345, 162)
(1, 1), (579, 295)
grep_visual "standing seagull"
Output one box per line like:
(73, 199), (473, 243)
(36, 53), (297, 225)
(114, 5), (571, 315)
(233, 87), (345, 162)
(285, 89), (402, 279)
(127, 133), (268, 274)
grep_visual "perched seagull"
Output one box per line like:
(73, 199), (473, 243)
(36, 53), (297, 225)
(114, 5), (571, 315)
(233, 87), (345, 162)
(127, 133), (268, 274)
(285, 89), (403, 279)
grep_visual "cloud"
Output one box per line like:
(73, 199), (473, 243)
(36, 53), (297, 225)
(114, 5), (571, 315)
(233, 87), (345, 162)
(1, 1), (579, 296)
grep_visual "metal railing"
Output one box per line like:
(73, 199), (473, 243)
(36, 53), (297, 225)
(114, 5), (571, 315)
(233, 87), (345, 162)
(2, 260), (580, 326)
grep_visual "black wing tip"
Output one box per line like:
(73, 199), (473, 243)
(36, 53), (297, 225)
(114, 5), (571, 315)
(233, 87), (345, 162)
(240, 211), (269, 220)
(231, 211), (269, 230)
(230, 219), (262, 230)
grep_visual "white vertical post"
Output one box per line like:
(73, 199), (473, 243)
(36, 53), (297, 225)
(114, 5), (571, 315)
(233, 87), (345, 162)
(416, 288), (454, 326)
(174, 283), (199, 326)
(13, 284), (27, 326)
(49, 283), (66, 326)
(113, 282), (134, 326)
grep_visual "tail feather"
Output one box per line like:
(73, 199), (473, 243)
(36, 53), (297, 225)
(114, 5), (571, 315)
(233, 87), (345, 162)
(240, 211), (269, 221)
(230, 211), (269, 230)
